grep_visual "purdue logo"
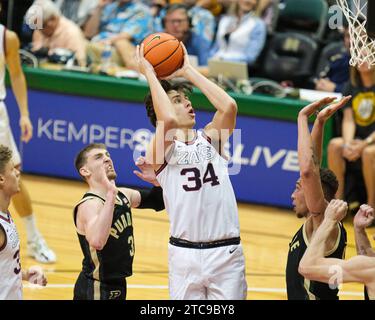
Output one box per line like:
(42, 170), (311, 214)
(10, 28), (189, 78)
(109, 290), (122, 299)
(110, 213), (132, 239)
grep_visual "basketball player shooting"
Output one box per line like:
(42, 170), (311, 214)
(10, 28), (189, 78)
(135, 42), (247, 300)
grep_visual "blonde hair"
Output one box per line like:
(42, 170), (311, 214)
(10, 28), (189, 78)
(349, 65), (375, 87)
(228, 0), (261, 17)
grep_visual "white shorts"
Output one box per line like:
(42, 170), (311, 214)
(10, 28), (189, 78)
(0, 102), (21, 166)
(168, 242), (248, 300)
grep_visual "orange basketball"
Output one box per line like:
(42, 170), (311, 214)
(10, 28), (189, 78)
(142, 32), (184, 78)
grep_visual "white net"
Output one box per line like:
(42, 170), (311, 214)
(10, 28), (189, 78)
(337, 0), (375, 66)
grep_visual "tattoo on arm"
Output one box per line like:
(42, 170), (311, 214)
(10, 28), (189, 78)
(311, 147), (319, 166)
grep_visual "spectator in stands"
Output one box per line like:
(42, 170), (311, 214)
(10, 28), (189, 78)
(53, 0), (99, 28)
(314, 26), (350, 93)
(209, 0), (267, 66)
(27, 0), (87, 66)
(328, 62), (375, 209)
(84, 0), (152, 70)
(153, 1), (216, 45)
(163, 4), (210, 66)
(181, 0), (216, 44)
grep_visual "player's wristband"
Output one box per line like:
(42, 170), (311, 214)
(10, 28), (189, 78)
(138, 187), (164, 212)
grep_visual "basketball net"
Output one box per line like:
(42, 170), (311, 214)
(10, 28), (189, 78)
(337, 0), (375, 67)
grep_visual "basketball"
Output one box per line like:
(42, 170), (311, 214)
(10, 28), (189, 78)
(142, 32), (184, 78)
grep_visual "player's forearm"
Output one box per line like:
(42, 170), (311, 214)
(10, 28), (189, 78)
(300, 219), (336, 275)
(9, 72), (29, 117)
(354, 226), (375, 257)
(145, 70), (177, 125)
(183, 66), (237, 114)
(87, 192), (116, 250)
(297, 115), (317, 173)
(311, 119), (324, 165)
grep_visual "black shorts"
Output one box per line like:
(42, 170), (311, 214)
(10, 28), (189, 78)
(73, 272), (127, 300)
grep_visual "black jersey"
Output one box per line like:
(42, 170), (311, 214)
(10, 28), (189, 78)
(286, 221), (347, 300)
(73, 190), (135, 284)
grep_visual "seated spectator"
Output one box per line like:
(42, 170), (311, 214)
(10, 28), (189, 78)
(163, 4), (210, 66)
(26, 0), (87, 66)
(154, 0), (216, 45)
(209, 0), (267, 66)
(182, 0), (216, 44)
(84, 0), (153, 70)
(53, 0), (99, 28)
(328, 62), (375, 209)
(314, 26), (350, 93)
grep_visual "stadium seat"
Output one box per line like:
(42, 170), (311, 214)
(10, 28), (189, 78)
(260, 32), (319, 87)
(276, 0), (329, 41)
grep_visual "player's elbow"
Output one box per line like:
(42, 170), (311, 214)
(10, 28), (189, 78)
(298, 261), (316, 280)
(88, 236), (106, 251)
(225, 99), (238, 115)
(299, 161), (317, 179)
(90, 241), (105, 251)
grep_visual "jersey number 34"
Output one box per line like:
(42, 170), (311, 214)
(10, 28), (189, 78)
(181, 163), (220, 191)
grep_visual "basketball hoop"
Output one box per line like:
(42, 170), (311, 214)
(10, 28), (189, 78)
(336, 0), (375, 67)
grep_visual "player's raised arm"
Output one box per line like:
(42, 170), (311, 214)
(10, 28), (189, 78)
(5, 30), (33, 143)
(164, 43), (237, 143)
(311, 96), (351, 165)
(76, 166), (117, 250)
(297, 97), (350, 215)
(136, 44), (178, 168)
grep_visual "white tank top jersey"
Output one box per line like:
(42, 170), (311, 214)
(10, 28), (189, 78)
(156, 130), (240, 242)
(0, 25), (6, 101)
(0, 211), (22, 300)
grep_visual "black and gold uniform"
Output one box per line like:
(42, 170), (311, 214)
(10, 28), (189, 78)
(342, 83), (375, 139)
(73, 190), (134, 300)
(286, 221), (347, 300)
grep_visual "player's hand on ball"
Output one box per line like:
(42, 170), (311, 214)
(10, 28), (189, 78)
(135, 44), (155, 77)
(160, 42), (191, 80)
(19, 115), (33, 143)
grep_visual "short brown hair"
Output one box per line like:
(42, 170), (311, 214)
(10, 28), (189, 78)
(320, 168), (339, 201)
(0, 145), (12, 174)
(144, 80), (192, 127)
(74, 143), (106, 179)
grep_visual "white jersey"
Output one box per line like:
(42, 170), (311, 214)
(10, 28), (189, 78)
(0, 25), (6, 100)
(0, 211), (22, 300)
(156, 131), (240, 242)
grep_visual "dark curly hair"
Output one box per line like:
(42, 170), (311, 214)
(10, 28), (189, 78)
(0, 145), (12, 174)
(320, 168), (339, 201)
(144, 80), (193, 127)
